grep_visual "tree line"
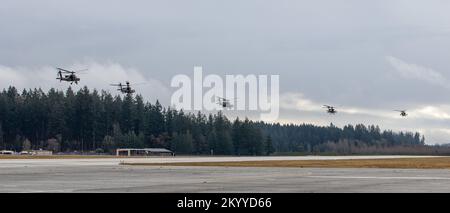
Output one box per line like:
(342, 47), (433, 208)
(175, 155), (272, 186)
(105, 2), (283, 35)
(0, 86), (429, 155)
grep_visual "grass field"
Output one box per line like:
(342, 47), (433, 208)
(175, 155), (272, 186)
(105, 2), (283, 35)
(121, 157), (450, 169)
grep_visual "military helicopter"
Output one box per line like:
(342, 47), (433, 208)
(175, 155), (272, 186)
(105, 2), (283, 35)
(323, 105), (337, 114)
(56, 68), (87, 85)
(394, 110), (408, 117)
(216, 97), (234, 109)
(110, 81), (137, 94)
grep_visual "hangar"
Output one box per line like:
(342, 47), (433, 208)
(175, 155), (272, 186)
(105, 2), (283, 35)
(0, 150), (15, 155)
(116, 148), (174, 157)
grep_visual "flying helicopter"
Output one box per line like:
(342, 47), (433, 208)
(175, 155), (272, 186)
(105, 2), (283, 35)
(216, 97), (234, 109)
(394, 110), (408, 117)
(110, 81), (137, 94)
(56, 68), (87, 85)
(323, 105), (337, 114)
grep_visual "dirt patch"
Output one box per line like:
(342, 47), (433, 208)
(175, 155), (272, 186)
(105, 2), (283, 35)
(121, 157), (450, 169)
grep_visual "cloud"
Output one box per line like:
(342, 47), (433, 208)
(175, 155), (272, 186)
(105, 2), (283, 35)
(420, 128), (450, 145)
(279, 92), (321, 112)
(411, 105), (450, 120)
(0, 65), (23, 85)
(0, 61), (171, 104)
(278, 92), (450, 144)
(279, 92), (396, 118)
(280, 92), (450, 121)
(386, 56), (450, 88)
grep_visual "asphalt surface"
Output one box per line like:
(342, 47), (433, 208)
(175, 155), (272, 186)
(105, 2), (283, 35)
(0, 156), (449, 192)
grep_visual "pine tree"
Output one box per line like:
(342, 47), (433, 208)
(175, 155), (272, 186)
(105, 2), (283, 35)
(265, 135), (275, 155)
(0, 122), (4, 150)
(0, 86), (430, 155)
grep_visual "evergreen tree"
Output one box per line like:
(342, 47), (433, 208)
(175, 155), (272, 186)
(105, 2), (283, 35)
(0, 86), (429, 155)
(0, 122), (4, 149)
(171, 131), (194, 154)
(265, 135), (275, 155)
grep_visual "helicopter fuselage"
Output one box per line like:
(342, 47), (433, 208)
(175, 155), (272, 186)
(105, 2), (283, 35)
(120, 88), (135, 94)
(327, 109), (337, 114)
(116, 85), (135, 94)
(57, 73), (80, 84)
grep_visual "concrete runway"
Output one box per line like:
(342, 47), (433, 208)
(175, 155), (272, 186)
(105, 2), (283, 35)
(1, 156), (450, 192)
(0, 155), (440, 168)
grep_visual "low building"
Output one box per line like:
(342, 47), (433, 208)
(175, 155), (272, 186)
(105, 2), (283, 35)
(0, 150), (15, 155)
(19, 151), (30, 155)
(116, 148), (174, 157)
(30, 150), (53, 156)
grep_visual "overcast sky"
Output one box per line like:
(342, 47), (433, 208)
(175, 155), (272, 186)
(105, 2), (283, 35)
(1, 0), (450, 144)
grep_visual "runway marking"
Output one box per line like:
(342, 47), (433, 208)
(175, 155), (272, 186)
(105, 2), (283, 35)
(23, 189), (75, 193)
(0, 184), (18, 187)
(308, 175), (450, 180)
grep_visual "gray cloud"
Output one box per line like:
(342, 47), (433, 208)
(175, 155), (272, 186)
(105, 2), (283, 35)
(387, 56), (450, 88)
(0, 62), (171, 104)
(2, 1), (450, 144)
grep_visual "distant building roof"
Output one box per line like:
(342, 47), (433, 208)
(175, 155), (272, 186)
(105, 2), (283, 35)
(0, 150), (15, 154)
(116, 148), (173, 153)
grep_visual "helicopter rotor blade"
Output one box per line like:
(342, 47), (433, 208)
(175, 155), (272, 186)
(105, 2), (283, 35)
(56, 68), (73, 73)
(110, 82), (124, 86)
(131, 82), (148, 86)
(75, 69), (88, 73)
(217, 96), (234, 101)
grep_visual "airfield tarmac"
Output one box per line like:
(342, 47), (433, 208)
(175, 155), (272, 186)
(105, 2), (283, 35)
(1, 156), (450, 192)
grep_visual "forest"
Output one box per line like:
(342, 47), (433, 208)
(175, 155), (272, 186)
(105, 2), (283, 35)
(0, 86), (443, 155)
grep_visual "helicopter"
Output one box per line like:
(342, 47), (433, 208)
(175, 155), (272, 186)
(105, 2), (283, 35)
(394, 110), (408, 117)
(216, 97), (234, 108)
(56, 68), (86, 85)
(323, 105), (337, 114)
(110, 81), (136, 94)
